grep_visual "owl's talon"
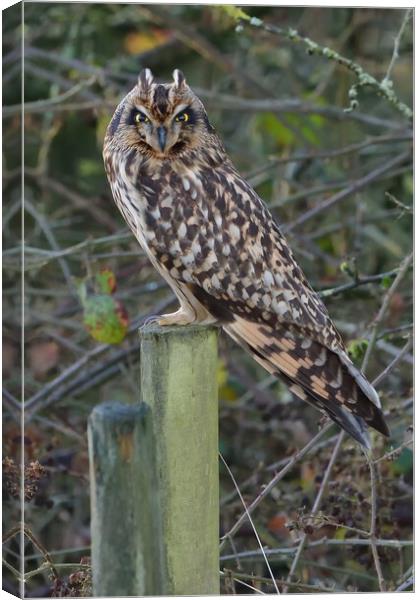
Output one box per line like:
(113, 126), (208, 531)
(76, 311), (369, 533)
(140, 315), (161, 330)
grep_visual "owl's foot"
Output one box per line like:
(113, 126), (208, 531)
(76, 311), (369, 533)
(156, 306), (197, 327)
(140, 307), (197, 331)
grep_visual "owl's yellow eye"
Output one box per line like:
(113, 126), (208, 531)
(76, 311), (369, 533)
(135, 112), (149, 124)
(175, 112), (189, 123)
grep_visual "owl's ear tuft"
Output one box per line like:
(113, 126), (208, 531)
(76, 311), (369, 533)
(138, 68), (155, 90)
(172, 69), (187, 89)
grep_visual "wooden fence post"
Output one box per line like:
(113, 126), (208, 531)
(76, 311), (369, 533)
(88, 402), (162, 596)
(88, 324), (219, 595)
(139, 323), (220, 595)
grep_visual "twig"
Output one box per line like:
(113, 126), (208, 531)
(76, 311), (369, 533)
(219, 423), (332, 550)
(373, 438), (413, 465)
(24, 199), (76, 295)
(318, 266), (404, 299)
(3, 524), (59, 580)
(221, 569), (339, 593)
(220, 537), (413, 561)
(362, 252), (413, 369)
(383, 10), (413, 84)
(284, 151), (410, 231)
(385, 191), (413, 215)
(376, 339), (413, 365)
(283, 430), (345, 591)
(26, 173), (117, 232)
(247, 132), (412, 181)
(224, 573), (266, 595)
(298, 513), (370, 538)
(372, 338), (413, 387)
(236, 12), (412, 119)
(305, 208), (404, 241)
(3, 558), (21, 580)
(270, 164), (410, 210)
(219, 452), (280, 594)
(23, 561), (91, 581)
(395, 574), (414, 592)
(138, 5), (270, 96)
(363, 449), (386, 592)
(23, 61), (99, 101)
(353, 251), (413, 592)
(3, 98), (115, 116)
(10, 92), (406, 131)
(266, 431), (339, 471)
(24, 545), (91, 561)
(3, 388), (21, 413)
(18, 232), (133, 271)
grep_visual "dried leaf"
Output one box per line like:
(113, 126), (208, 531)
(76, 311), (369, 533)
(28, 341), (60, 378)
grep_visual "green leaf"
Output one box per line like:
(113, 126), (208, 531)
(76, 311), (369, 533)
(95, 268), (117, 294)
(83, 294), (128, 344)
(255, 112), (295, 147)
(347, 338), (369, 360)
(381, 275), (392, 289)
(218, 5), (251, 22)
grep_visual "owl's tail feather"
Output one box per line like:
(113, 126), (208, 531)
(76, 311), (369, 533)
(224, 316), (389, 447)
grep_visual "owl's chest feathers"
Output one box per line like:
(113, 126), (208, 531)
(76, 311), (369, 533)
(112, 151), (210, 260)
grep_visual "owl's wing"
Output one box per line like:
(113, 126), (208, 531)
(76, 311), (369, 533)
(223, 316), (387, 447)
(169, 166), (389, 445)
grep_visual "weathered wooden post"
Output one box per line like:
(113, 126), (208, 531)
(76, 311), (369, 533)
(88, 402), (162, 595)
(140, 324), (220, 595)
(88, 324), (219, 595)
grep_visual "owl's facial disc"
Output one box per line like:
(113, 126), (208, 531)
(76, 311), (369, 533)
(131, 104), (196, 156)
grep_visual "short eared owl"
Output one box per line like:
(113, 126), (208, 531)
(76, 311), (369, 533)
(103, 68), (389, 447)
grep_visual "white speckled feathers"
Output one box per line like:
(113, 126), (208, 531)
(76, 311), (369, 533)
(103, 69), (389, 446)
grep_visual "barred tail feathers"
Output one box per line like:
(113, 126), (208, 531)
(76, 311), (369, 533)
(223, 316), (389, 446)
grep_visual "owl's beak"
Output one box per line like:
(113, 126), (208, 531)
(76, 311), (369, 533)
(157, 126), (167, 152)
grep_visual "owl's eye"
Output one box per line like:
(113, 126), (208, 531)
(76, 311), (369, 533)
(134, 112), (150, 124)
(175, 111), (189, 123)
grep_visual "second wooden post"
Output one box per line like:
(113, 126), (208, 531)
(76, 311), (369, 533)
(140, 323), (220, 595)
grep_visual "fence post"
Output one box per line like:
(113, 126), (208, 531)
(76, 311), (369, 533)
(140, 323), (220, 595)
(88, 402), (162, 595)
(88, 323), (220, 596)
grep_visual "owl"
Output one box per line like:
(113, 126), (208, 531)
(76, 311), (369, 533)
(103, 68), (389, 448)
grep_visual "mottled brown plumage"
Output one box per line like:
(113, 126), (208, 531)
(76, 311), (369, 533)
(103, 68), (389, 447)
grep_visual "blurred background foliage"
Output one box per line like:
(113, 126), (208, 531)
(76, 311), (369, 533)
(3, 2), (413, 596)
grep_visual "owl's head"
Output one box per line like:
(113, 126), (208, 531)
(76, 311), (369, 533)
(106, 68), (214, 158)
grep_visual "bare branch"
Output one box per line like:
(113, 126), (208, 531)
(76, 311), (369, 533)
(220, 452), (280, 594)
(383, 10), (413, 84)
(219, 424), (333, 550)
(285, 151), (411, 231)
(283, 430), (345, 591)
